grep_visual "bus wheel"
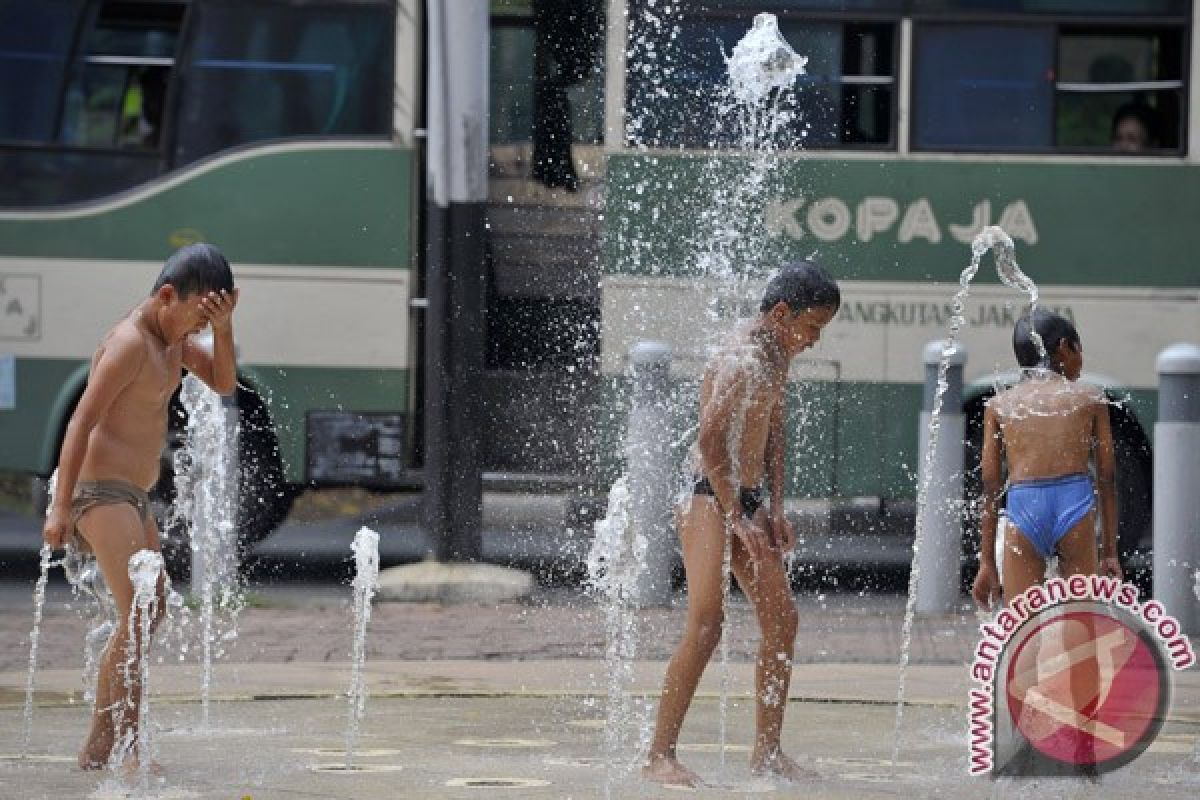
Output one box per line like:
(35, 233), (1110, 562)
(154, 384), (295, 581)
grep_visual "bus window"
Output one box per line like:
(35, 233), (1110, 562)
(174, 1), (393, 166)
(1056, 28), (1184, 153)
(491, 6), (604, 191)
(491, 22), (536, 146)
(625, 9), (895, 150)
(913, 24), (1055, 151)
(913, 11), (1188, 154)
(59, 0), (183, 151)
(0, 0), (82, 143)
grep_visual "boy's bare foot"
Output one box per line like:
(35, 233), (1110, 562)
(751, 750), (819, 782)
(643, 755), (704, 788)
(78, 724), (114, 770)
(120, 754), (165, 780)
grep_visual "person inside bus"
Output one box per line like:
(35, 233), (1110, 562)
(643, 261), (839, 788)
(1111, 102), (1160, 153)
(42, 243), (239, 773)
(119, 67), (168, 150)
(972, 309), (1121, 612)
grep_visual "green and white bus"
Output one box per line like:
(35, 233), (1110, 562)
(0, 0), (421, 547)
(3, 0), (1197, 573)
(599, 0), (1199, 568)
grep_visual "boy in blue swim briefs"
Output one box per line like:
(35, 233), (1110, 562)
(972, 309), (1121, 611)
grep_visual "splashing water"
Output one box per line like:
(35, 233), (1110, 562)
(725, 13), (808, 106)
(972, 226), (1045, 360)
(600, 9), (810, 786)
(586, 478), (648, 794)
(892, 226), (1041, 766)
(174, 374), (242, 728)
(21, 543), (56, 755)
(112, 549), (164, 789)
(345, 526), (381, 769)
(63, 548), (120, 708)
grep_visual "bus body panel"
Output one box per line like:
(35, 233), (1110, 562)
(0, 142), (416, 267)
(604, 154), (1200, 288)
(0, 142), (417, 484)
(600, 152), (1199, 499)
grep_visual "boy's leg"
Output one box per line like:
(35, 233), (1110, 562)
(729, 510), (808, 780)
(644, 498), (728, 786)
(1055, 511), (1102, 772)
(74, 504), (158, 770)
(1002, 525), (1047, 603)
(1055, 511), (1098, 578)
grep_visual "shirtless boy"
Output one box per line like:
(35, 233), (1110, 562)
(971, 308), (1121, 613)
(643, 260), (839, 788)
(42, 243), (239, 770)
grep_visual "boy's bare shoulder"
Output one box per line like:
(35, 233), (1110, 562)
(1075, 380), (1108, 404)
(988, 377), (1106, 420)
(706, 339), (759, 380)
(985, 384), (1019, 414)
(92, 316), (149, 373)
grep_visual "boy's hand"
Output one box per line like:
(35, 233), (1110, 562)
(731, 517), (771, 563)
(1099, 556), (1122, 580)
(972, 562), (1002, 611)
(199, 288), (239, 331)
(770, 513), (796, 552)
(43, 506), (71, 550)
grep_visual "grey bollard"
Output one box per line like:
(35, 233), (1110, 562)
(915, 340), (967, 614)
(627, 342), (675, 608)
(1152, 343), (1200, 634)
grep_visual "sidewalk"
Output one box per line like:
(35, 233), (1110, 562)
(0, 583), (983, 672)
(2, 585), (1199, 798)
(5, 659), (1199, 799)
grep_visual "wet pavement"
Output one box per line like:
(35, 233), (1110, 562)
(1, 508), (1198, 797)
(2, 578), (1199, 799)
(4, 659), (1200, 799)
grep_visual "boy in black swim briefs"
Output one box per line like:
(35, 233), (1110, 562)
(642, 261), (840, 788)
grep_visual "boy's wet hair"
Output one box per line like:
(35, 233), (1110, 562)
(152, 243), (234, 298)
(1013, 308), (1080, 368)
(759, 259), (841, 314)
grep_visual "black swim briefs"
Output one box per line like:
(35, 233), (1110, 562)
(692, 475), (764, 519)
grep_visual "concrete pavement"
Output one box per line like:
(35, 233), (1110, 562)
(4, 658), (1200, 799)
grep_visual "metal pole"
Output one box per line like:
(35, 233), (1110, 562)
(1152, 343), (1200, 634)
(424, 0), (488, 562)
(628, 342), (674, 607)
(915, 340), (967, 614)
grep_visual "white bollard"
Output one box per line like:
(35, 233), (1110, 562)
(1152, 343), (1200, 634)
(628, 342), (675, 608)
(916, 340), (967, 614)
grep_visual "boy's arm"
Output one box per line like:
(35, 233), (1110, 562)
(972, 404), (1004, 609)
(765, 397), (793, 549)
(697, 366), (771, 562)
(697, 366), (748, 520)
(1092, 399), (1121, 578)
(182, 288), (239, 395)
(43, 332), (145, 548)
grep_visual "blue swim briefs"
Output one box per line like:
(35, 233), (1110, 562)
(1005, 473), (1096, 559)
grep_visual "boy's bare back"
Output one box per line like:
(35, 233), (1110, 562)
(698, 331), (787, 487)
(987, 373), (1108, 483)
(79, 313), (185, 491)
